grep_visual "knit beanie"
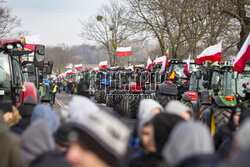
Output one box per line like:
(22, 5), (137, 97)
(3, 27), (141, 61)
(68, 96), (130, 166)
(165, 100), (193, 118)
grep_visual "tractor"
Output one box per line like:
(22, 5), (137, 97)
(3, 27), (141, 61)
(155, 59), (196, 107)
(0, 38), (41, 107)
(202, 63), (250, 135)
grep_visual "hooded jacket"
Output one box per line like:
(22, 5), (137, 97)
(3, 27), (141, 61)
(162, 121), (214, 167)
(0, 111), (26, 167)
(31, 105), (59, 133)
(20, 120), (56, 165)
(138, 99), (163, 137)
(165, 100), (193, 119)
(18, 104), (35, 130)
(153, 113), (184, 153)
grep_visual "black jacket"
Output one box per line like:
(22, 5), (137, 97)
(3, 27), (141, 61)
(174, 154), (219, 167)
(31, 150), (70, 167)
(129, 152), (163, 167)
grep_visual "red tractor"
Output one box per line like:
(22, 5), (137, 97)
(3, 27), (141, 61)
(0, 38), (41, 107)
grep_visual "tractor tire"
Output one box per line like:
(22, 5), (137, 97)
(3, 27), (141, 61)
(106, 95), (114, 107)
(96, 92), (103, 103)
(127, 97), (139, 119)
(199, 104), (211, 121)
(213, 107), (231, 128)
(156, 93), (175, 107)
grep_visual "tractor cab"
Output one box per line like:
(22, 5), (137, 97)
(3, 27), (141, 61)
(0, 38), (38, 107)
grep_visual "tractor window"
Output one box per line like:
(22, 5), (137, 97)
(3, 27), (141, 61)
(222, 72), (235, 96)
(12, 56), (22, 87)
(172, 64), (186, 78)
(211, 71), (220, 85)
(0, 52), (11, 101)
(237, 73), (250, 97)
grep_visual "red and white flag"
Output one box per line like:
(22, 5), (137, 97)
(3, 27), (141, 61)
(233, 34), (250, 73)
(146, 57), (152, 71)
(116, 47), (131, 56)
(160, 56), (169, 74)
(183, 55), (191, 77)
(196, 42), (222, 64)
(74, 64), (83, 70)
(99, 61), (108, 69)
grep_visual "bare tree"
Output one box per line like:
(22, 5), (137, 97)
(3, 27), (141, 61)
(218, 0), (250, 49)
(46, 44), (71, 74)
(0, 1), (25, 38)
(80, 0), (132, 66)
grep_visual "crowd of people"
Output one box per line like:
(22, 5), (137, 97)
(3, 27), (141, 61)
(0, 96), (250, 167)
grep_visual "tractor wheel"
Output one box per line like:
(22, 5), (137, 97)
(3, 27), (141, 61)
(96, 92), (103, 103)
(156, 93), (175, 107)
(199, 104), (211, 121)
(213, 107), (231, 128)
(106, 95), (114, 107)
(127, 97), (139, 119)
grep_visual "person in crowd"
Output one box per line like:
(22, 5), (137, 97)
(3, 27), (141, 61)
(54, 123), (73, 153)
(76, 78), (84, 96)
(0, 102), (21, 127)
(58, 80), (62, 93)
(214, 106), (242, 150)
(215, 105), (247, 159)
(17, 95), (37, 132)
(0, 110), (26, 167)
(66, 96), (130, 167)
(162, 121), (217, 167)
(228, 118), (250, 162)
(165, 100), (193, 120)
(0, 102), (22, 134)
(129, 99), (163, 163)
(129, 113), (184, 167)
(31, 104), (59, 134)
(20, 120), (70, 167)
(51, 82), (58, 104)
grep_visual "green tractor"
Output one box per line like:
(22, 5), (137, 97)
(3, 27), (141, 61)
(202, 64), (250, 135)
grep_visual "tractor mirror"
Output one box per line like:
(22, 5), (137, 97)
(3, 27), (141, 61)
(196, 71), (201, 80)
(46, 61), (53, 75)
(34, 45), (45, 68)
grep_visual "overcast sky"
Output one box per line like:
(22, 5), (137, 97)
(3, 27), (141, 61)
(6, 0), (108, 46)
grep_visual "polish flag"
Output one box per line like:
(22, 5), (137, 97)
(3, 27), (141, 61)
(66, 70), (72, 76)
(99, 61), (108, 69)
(196, 42), (222, 64)
(183, 55), (191, 77)
(116, 47), (131, 56)
(146, 57), (152, 71)
(93, 67), (99, 72)
(153, 55), (167, 69)
(233, 34), (250, 73)
(74, 64), (83, 70)
(160, 56), (169, 74)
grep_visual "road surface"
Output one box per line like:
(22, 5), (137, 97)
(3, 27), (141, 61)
(50, 92), (136, 129)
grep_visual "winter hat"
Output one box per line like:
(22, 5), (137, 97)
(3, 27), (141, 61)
(234, 118), (250, 149)
(162, 121), (214, 167)
(31, 104), (59, 133)
(20, 120), (56, 165)
(138, 99), (163, 137)
(54, 122), (74, 147)
(68, 96), (130, 167)
(165, 100), (193, 118)
(153, 113), (184, 153)
(68, 96), (100, 122)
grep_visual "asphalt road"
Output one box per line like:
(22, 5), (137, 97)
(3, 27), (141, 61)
(50, 91), (136, 129)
